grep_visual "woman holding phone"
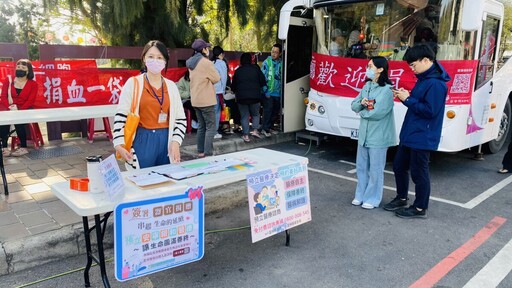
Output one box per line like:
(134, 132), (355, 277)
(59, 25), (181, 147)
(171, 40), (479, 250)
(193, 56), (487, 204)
(350, 56), (396, 209)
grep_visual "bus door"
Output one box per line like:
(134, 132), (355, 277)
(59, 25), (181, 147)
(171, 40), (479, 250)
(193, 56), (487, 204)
(470, 8), (502, 152)
(281, 13), (315, 133)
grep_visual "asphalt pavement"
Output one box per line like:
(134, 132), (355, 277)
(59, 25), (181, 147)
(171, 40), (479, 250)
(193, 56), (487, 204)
(0, 124), (294, 278)
(1, 134), (512, 287)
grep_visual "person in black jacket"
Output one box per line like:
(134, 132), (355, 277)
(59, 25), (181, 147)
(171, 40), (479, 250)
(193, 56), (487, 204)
(231, 53), (266, 142)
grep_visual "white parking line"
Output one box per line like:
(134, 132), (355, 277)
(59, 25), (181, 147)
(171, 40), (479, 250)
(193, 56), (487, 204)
(463, 237), (512, 288)
(340, 160), (395, 175)
(309, 167), (512, 209)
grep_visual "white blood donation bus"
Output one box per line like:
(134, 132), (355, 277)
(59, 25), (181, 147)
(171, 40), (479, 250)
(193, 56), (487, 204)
(278, 0), (512, 153)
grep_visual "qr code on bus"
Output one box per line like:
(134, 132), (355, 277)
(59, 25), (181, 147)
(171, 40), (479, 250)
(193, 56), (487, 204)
(450, 74), (471, 94)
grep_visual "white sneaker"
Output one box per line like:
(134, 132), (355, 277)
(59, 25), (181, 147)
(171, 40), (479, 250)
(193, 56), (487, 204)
(250, 130), (262, 139)
(214, 133), (223, 139)
(11, 147), (28, 157)
(262, 130), (271, 138)
(351, 199), (362, 206)
(361, 203), (375, 209)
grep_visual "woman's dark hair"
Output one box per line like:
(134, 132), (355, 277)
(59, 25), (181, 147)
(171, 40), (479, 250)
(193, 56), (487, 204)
(240, 53), (252, 65)
(369, 56), (392, 87)
(212, 46), (224, 59)
(141, 40), (169, 73)
(403, 44), (436, 63)
(16, 59), (34, 80)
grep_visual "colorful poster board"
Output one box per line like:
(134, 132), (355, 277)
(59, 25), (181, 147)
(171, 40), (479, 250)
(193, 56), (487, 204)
(114, 187), (205, 282)
(247, 162), (311, 243)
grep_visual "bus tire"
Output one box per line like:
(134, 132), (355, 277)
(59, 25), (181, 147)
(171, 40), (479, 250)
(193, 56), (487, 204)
(483, 98), (511, 154)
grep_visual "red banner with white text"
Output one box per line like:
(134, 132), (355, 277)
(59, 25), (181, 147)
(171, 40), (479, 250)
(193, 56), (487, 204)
(0, 60), (187, 108)
(309, 53), (478, 105)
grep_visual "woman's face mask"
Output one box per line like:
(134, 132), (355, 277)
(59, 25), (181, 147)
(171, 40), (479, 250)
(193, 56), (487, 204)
(145, 59), (166, 74)
(15, 70), (27, 78)
(365, 68), (376, 80)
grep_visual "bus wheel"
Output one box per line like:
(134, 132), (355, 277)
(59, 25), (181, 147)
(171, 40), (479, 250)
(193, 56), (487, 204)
(483, 98), (511, 154)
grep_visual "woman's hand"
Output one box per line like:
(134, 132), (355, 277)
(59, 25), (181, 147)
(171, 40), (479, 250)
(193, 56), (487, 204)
(115, 145), (133, 161)
(169, 141), (181, 163)
(361, 98), (369, 107)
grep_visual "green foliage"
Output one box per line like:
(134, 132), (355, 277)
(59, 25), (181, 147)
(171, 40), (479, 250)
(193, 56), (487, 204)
(0, 2), (16, 43)
(8, 1), (46, 60)
(501, 5), (512, 58)
(51, 0), (283, 52)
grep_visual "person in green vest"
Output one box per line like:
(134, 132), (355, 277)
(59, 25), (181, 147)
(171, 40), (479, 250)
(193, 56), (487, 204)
(260, 43), (282, 138)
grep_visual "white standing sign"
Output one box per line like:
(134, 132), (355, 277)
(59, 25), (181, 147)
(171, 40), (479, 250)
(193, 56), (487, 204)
(247, 162), (311, 243)
(98, 154), (125, 200)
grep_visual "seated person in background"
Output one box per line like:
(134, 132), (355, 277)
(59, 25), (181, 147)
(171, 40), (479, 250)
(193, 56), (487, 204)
(414, 27), (438, 54)
(0, 59), (38, 157)
(177, 70), (197, 128)
(329, 28), (346, 56)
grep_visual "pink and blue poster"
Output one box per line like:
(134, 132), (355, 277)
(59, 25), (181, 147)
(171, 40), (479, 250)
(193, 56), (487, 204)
(114, 186), (204, 282)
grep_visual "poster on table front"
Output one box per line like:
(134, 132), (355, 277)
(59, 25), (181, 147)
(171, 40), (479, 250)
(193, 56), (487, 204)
(247, 162), (311, 243)
(114, 186), (205, 282)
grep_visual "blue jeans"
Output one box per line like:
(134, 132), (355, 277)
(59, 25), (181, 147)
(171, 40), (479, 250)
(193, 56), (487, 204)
(238, 103), (261, 136)
(132, 127), (170, 169)
(194, 106), (216, 156)
(214, 94), (222, 132)
(393, 145), (431, 209)
(354, 145), (388, 207)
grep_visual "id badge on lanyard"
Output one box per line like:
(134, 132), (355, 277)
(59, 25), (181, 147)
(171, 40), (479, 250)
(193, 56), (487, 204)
(158, 111), (168, 123)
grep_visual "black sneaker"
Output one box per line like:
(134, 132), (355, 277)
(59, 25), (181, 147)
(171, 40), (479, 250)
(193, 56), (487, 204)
(395, 206), (427, 219)
(383, 196), (408, 211)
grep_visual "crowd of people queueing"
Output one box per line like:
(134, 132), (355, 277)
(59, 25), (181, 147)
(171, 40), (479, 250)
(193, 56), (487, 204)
(113, 39), (283, 169)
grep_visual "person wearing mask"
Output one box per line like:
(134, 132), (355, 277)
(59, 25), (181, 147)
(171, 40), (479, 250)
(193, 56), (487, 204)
(113, 40), (187, 169)
(212, 46), (228, 139)
(261, 43), (282, 138)
(231, 53), (266, 142)
(350, 56), (396, 209)
(383, 44), (450, 218)
(0, 59), (38, 157)
(186, 39), (221, 158)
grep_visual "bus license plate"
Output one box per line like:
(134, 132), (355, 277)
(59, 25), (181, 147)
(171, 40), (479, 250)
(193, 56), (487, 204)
(350, 129), (359, 140)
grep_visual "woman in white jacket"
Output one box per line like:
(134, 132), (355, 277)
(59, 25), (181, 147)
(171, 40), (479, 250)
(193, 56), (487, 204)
(113, 40), (187, 169)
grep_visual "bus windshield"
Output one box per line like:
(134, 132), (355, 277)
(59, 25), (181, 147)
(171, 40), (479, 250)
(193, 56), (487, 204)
(316, 0), (477, 62)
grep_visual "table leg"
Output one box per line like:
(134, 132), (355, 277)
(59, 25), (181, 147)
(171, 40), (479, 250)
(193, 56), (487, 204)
(0, 139), (8, 195)
(95, 214), (111, 288)
(82, 213), (112, 288)
(82, 216), (93, 287)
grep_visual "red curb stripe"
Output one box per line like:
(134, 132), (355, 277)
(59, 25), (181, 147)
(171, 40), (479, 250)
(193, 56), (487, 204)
(409, 216), (507, 288)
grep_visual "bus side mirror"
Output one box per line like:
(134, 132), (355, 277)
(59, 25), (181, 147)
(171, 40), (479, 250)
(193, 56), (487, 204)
(461, 1), (484, 31)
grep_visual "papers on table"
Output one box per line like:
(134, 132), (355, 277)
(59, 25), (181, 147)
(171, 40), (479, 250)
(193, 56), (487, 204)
(126, 158), (248, 188)
(126, 172), (173, 188)
(151, 158), (247, 180)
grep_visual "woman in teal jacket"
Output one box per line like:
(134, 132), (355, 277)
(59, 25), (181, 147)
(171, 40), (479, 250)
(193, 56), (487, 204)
(350, 56), (396, 209)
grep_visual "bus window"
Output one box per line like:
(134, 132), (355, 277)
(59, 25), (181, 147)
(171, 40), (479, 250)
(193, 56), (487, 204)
(476, 17), (500, 88)
(315, 0), (471, 61)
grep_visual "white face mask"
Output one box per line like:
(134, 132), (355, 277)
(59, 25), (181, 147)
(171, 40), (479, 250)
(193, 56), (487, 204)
(145, 59), (166, 74)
